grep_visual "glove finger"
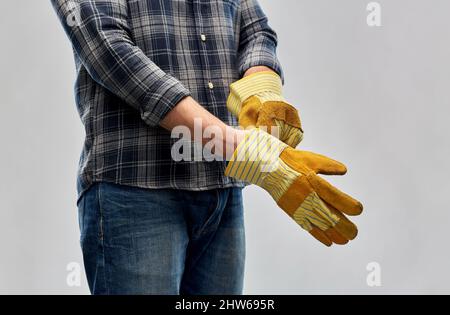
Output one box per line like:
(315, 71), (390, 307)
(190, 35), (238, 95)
(258, 101), (302, 129)
(307, 198), (347, 244)
(309, 227), (332, 247)
(239, 96), (261, 128)
(325, 202), (359, 240)
(309, 174), (363, 216)
(324, 228), (349, 245)
(280, 148), (347, 176)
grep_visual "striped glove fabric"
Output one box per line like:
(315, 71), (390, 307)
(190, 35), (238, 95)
(225, 129), (363, 246)
(227, 71), (303, 148)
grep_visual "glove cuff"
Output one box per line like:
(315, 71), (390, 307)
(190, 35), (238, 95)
(227, 71), (283, 117)
(225, 128), (290, 187)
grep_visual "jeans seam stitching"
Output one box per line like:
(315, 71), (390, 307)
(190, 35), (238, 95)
(97, 184), (110, 295)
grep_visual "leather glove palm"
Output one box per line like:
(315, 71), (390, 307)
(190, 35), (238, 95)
(227, 71), (303, 148)
(225, 129), (363, 246)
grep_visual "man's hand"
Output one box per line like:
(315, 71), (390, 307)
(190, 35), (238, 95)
(225, 128), (363, 246)
(160, 96), (245, 160)
(227, 69), (303, 148)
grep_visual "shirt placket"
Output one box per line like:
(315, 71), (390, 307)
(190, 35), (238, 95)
(193, 0), (216, 101)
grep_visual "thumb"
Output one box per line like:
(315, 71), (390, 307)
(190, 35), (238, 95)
(281, 148), (347, 175)
(239, 96), (262, 128)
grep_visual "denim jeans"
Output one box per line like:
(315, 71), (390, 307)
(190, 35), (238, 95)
(78, 182), (245, 295)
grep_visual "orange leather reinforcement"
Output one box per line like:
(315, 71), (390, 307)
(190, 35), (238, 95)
(237, 96), (303, 147)
(324, 228), (349, 245)
(258, 101), (302, 130)
(280, 147), (348, 176)
(238, 96), (261, 128)
(239, 97), (303, 131)
(276, 176), (313, 217)
(307, 173), (363, 216)
(310, 227), (333, 247)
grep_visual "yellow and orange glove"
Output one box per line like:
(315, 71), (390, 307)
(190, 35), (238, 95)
(227, 71), (303, 148)
(225, 129), (363, 246)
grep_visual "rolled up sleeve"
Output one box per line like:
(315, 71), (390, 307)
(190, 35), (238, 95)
(51, 0), (191, 126)
(237, 0), (284, 80)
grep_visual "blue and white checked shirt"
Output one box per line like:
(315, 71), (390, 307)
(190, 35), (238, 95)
(52, 0), (283, 201)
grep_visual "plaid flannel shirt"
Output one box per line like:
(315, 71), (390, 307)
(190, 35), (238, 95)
(52, 0), (283, 201)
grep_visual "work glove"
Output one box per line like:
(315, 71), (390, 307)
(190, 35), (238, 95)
(227, 71), (303, 148)
(225, 129), (363, 246)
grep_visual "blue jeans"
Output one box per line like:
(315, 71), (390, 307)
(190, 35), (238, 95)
(78, 182), (245, 295)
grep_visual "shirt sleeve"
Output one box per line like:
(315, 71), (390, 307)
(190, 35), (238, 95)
(237, 0), (284, 81)
(51, 0), (191, 127)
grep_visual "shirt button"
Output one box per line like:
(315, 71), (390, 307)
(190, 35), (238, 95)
(201, 34), (207, 42)
(208, 82), (214, 90)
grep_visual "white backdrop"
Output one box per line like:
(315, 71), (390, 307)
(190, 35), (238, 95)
(0, 0), (449, 294)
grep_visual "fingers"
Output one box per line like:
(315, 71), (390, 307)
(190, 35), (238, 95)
(288, 189), (352, 246)
(309, 202), (356, 246)
(324, 228), (349, 245)
(310, 225), (354, 246)
(325, 202), (359, 240)
(239, 96), (262, 128)
(256, 102), (304, 148)
(302, 151), (347, 175)
(308, 174), (363, 216)
(295, 193), (359, 246)
(303, 198), (359, 246)
(305, 202), (350, 246)
(309, 227), (332, 247)
(280, 148), (347, 176)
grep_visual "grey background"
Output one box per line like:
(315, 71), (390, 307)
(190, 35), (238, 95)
(0, 0), (449, 294)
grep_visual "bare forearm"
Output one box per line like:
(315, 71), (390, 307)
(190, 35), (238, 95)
(160, 66), (273, 157)
(160, 97), (225, 136)
(244, 65), (275, 77)
(160, 96), (244, 159)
